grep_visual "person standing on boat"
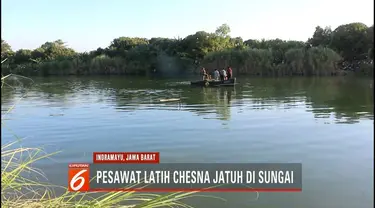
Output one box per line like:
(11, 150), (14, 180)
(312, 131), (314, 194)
(226, 67), (232, 79)
(201, 67), (208, 80)
(214, 69), (220, 80)
(219, 69), (224, 81)
(221, 68), (227, 81)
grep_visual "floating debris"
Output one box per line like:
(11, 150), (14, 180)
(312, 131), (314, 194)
(159, 98), (180, 102)
(49, 113), (64, 117)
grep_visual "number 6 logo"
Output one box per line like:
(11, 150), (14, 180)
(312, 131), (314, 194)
(70, 169), (87, 191)
(68, 164), (90, 192)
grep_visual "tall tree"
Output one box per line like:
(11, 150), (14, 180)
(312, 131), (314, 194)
(1, 39), (13, 59)
(330, 22), (369, 60)
(308, 26), (332, 47)
(215, 24), (231, 37)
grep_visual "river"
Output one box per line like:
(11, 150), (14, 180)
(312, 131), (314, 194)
(1, 76), (374, 208)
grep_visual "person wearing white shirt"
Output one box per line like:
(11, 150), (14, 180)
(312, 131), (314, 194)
(214, 69), (220, 80)
(221, 69), (227, 81)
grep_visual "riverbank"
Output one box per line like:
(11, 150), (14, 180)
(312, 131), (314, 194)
(1, 23), (373, 77)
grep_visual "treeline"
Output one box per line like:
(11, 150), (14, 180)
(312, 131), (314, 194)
(1, 22), (373, 76)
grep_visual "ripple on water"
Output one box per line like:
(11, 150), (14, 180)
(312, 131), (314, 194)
(1, 77), (373, 208)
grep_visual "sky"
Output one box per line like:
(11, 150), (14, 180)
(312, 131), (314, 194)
(2, 0), (374, 52)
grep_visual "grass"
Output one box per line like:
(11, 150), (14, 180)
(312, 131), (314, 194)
(1, 73), (225, 208)
(202, 46), (343, 76)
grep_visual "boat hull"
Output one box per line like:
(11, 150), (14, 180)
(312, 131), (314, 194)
(190, 78), (236, 87)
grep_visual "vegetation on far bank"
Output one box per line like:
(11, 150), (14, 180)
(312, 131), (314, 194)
(1, 22), (374, 77)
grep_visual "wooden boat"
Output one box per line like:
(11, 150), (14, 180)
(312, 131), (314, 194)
(190, 78), (236, 87)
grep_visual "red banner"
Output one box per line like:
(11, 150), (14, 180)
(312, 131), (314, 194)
(93, 152), (160, 164)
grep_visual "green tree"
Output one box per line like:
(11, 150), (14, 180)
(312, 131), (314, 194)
(308, 26), (332, 47)
(150, 38), (178, 54)
(35, 40), (76, 60)
(13, 49), (32, 64)
(1, 39), (13, 59)
(230, 37), (245, 49)
(108, 37), (149, 57)
(330, 22), (369, 60)
(178, 31), (213, 60)
(366, 25), (374, 59)
(178, 30), (238, 62)
(31, 48), (46, 61)
(244, 39), (261, 48)
(215, 24), (231, 37)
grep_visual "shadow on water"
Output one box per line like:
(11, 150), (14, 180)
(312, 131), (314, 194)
(1, 76), (374, 124)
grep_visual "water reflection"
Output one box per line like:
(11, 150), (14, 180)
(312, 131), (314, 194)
(1, 76), (373, 124)
(184, 87), (234, 120)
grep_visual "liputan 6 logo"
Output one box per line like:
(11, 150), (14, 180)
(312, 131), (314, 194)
(68, 163), (90, 191)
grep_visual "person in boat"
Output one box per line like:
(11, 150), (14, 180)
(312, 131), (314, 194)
(201, 67), (208, 80)
(226, 67), (233, 79)
(219, 68), (224, 81)
(207, 70), (212, 80)
(214, 69), (220, 80)
(220, 68), (227, 82)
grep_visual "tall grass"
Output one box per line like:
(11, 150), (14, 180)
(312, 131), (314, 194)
(2, 55), (155, 76)
(202, 46), (343, 76)
(1, 74), (222, 208)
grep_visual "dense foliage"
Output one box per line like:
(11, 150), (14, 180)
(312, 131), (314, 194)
(1, 22), (373, 76)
